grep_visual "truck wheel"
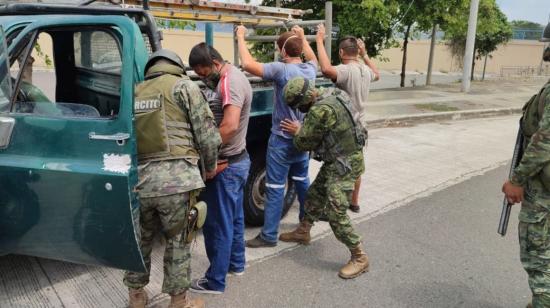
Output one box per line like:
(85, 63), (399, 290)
(244, 154), (297, 226)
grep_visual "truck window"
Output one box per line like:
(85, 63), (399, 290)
(5, 27), (123, 118)
(74, 30), (122, 74)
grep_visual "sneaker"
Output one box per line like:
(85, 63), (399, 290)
(228, 270), (244, 277)
(189, 278), (223, 295)
(245, 234), (277, 248)
(349, 204), (360, 213)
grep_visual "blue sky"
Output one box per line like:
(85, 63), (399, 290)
(495, 0), (548, 25)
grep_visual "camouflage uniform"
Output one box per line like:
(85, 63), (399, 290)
(124, 62), (220, 295)
(507, 23), (550, 308)
(293, 87), (365, 249)
(511, 78), (550, 308)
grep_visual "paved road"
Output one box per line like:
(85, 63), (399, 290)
(204, 165), (531, 308)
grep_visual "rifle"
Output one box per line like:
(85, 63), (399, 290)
(498, 124), (524, 236)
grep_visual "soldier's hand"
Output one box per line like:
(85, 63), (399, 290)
(502, 180), (524, 204)
(292, 25), (305, 40)
(235, 25), (247, 39)
(280, 119), (301, 136)
(316, 24), (325, 41)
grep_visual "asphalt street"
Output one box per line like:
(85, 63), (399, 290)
(201, 165), (531, 308)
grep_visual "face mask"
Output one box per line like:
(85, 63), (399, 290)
(201, 65), (222, 90)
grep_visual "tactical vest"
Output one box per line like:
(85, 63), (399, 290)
(313, 90), (366, 164)
(134, 73), (199, 162)
(520, 80), (550, 189)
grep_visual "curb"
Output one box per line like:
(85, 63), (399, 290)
(367, 107), (522, 129)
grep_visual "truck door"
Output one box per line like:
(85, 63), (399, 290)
(0, 17), (147, 272)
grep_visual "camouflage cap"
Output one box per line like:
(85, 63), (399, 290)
(542, 23), (550, 42)
(283, 77), (315, 109)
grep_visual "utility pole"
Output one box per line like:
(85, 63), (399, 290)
(205, 23), (213, 47)
(426, 24), (437, 86)
(461, 0), (480, 92)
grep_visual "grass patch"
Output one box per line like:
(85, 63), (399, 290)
(414, 103), (459, 112)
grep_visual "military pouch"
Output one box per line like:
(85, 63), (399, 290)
(186, 201), (207, 243)
(135, 94), (170, 160)
(334, 157), (352, 176)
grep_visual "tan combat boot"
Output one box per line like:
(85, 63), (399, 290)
(279, 220), (312, 244)
(338, 243), (370, 279)
(128, 288), (148, 308)
(169, 291), (205, 308)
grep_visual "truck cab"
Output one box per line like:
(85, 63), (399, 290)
(0, 1), (301, 270)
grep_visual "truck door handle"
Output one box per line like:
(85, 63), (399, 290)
(89, 132), (130, 146)
(0, 117), (15, 149)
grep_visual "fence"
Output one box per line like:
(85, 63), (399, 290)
(500, 65), (550, 77)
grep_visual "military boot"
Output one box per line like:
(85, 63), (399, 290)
(128, 288), (148, 308)
(279, 220), (312, 244)
(169, 292), (205, 308)
(338, 243), (369, 279)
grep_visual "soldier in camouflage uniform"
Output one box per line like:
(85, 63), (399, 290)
(278, 76), (369, 279)
(502, 24), (550, 308)
(123, 50), (221, 308)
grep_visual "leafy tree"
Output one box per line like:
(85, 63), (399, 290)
(444, 0), (512, 81)
(395, 0), (462, 87)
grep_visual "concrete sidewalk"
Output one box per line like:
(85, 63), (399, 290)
(366, 77), (546, 127)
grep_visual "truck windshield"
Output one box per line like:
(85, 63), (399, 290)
(0, 26), (11, 112)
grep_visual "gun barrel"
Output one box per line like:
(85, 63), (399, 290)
(498, 199), (512, 236)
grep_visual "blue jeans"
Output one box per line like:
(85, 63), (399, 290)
(201, 155), (250, 292)
(261, 134), (309, 243)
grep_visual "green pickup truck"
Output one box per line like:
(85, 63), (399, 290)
(0, 2), (300, 271)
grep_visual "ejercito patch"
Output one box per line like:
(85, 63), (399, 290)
(135, 95), (162, 113)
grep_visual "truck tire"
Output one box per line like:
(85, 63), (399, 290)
(244, 152), (297, 226)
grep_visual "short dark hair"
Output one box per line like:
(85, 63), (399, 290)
(339, 36), (359, 56)
(188, 42), (224, 68)
(276, 31), (302, 57)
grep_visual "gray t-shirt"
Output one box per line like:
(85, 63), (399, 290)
(335, 62), (375, 127)
(213, 64), (252, 157)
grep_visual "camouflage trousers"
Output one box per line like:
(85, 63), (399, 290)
(519, 199), (550, 308)
(124, 193), (191, 295)
(304, 160), (363, 249)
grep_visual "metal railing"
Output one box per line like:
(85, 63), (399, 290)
(500, 65), (550, 77)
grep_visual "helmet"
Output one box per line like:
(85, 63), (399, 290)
(144, 49), (185, 73)
(283, 77), (315, 112)
(541, 23), (550, 42)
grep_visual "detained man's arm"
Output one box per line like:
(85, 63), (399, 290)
(219, 105), (241, 144)
(292, 25), (317, 65)
(315, 24), (337, 82)
(236, 25), (264, 77)
(358, 38), (380, 82)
